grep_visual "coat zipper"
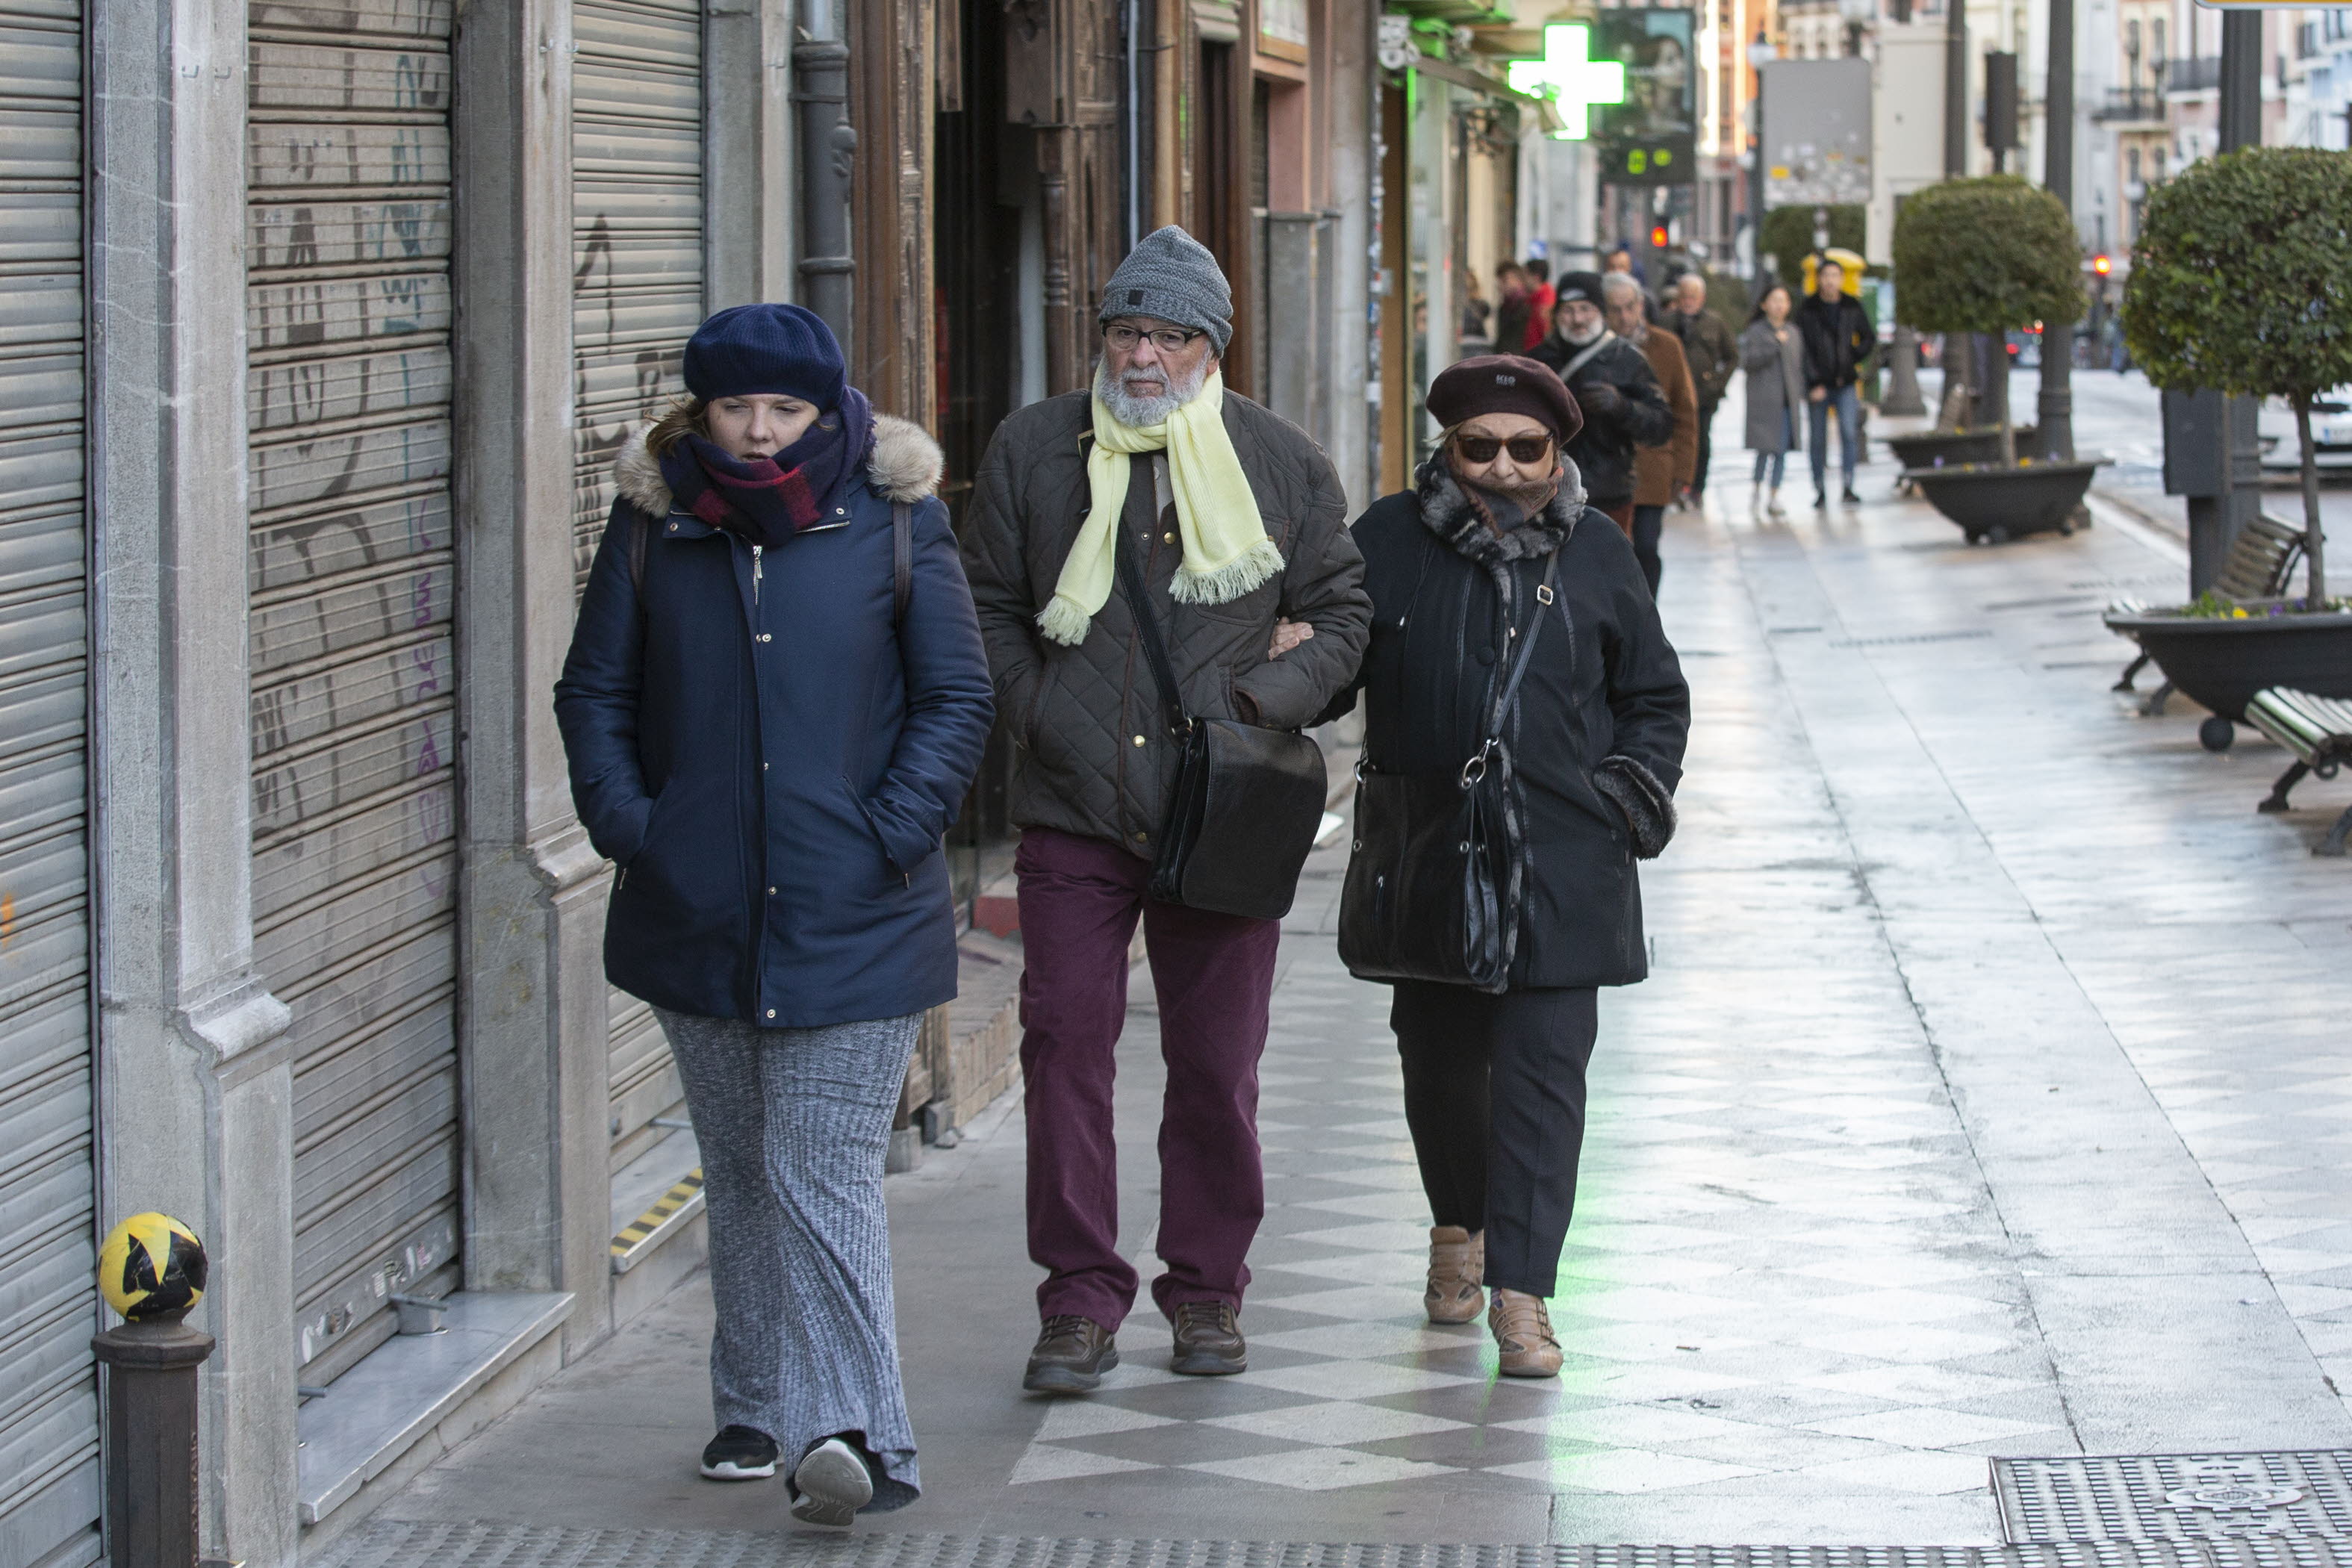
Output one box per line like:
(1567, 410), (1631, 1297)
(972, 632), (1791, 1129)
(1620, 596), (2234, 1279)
(752, 543), (762, 604)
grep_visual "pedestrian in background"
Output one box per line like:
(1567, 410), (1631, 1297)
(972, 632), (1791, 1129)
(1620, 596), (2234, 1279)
(1795, 257), (1877, 506)
(1460, 267), (1494, 352)
(959, 226), (1371, 1394)
(1602, 245), (1664, 323)
(1519, 259), (1555, 352)
(555, 303), (995, 1526)
(1664, 274), (1737, 506)
(1741, 283), (1805, 517)
(1327, 355), (1690, 1376)
(1493, 264), (1532, 361)
(1530, 271), (1673, 537)
(1607, 273), (1695, 597)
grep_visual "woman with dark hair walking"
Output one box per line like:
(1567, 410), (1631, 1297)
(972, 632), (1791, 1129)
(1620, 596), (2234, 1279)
(1330, 355), (1688, 1378)
(556, 302), (994, 1524)
(1741, 284), (1805, 517)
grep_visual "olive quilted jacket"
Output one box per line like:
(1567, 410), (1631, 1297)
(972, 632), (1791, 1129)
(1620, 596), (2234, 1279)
(960, 388), (1372, 856)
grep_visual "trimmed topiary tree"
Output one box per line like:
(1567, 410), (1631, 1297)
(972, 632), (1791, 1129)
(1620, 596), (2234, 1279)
(1892, 175), (2085, 459)
(2125, 146), (2352, 607)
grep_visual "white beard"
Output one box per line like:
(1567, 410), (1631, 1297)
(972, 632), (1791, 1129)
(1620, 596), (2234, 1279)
(1562, 321), (1605, 347)
(1095, 355), (1208, 427)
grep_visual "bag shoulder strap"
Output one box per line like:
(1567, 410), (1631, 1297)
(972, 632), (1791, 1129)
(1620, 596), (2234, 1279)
(1113, 521), (1189, 737)
(893, 500), (912, 627)
(1483, 549), (1562, 742)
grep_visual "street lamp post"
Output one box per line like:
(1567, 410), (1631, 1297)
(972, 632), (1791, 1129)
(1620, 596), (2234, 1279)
(1749, 34), (1774, 282)
(2038, 0), (2075, 460)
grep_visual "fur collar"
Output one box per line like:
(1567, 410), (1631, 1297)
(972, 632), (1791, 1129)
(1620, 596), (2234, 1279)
(612, 412), (945, 516)
(1413, 455), (1586, 566)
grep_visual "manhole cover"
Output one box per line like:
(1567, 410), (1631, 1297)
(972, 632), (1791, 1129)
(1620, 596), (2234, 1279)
(1995, 1452), (2352, 1543)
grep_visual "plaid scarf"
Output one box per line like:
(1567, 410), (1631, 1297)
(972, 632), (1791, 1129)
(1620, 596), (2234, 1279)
(657, 386), (874, 548)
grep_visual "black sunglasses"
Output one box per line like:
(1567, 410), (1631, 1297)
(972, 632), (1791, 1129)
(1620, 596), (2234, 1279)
(1452, 433), (1554, 464)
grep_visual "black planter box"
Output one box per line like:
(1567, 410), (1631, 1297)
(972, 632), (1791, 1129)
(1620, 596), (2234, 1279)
(1902, 460), (2100, 542)
(1886, 426), (2039, 472)
(2101, 604), (2352, 723)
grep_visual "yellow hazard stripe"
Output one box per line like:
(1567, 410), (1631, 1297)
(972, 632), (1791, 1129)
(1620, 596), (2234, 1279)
(610, 1169), (705, 1254)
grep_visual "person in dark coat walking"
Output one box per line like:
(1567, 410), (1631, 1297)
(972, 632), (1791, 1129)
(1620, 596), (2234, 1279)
(1529, 272), (1673, 537)
(959, 227), (1372, 1394)
(1328, 355), (1690, 1378)
(1662, 274), (1737, 504)
(555, 302), (994, 1526)
(1793, 256), (1878, 506)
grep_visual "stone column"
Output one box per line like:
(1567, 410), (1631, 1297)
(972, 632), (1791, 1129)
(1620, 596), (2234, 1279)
(87, 0), (300, 1562)
(452, 0), (615, 1357)
(708, 0), (797, 306)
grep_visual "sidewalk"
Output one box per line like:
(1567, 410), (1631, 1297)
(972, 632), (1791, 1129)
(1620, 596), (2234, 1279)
(331, 444), (2352, 1558)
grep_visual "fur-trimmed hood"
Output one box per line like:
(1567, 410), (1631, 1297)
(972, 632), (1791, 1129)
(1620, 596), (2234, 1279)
(612, 412), (945, 517)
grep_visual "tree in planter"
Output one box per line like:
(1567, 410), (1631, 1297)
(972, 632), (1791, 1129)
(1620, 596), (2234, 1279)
(1891, 175), (2083, 458)
(2125, 146), (2352, 606)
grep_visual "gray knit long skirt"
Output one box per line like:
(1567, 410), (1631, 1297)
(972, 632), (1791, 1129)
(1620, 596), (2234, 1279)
(654, 1007), (922, 1510)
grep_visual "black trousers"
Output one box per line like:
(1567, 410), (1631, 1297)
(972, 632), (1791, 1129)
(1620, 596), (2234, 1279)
(1392, 982), (1599, 1298)
(1630, 505), (1664, 597)
(1693, 399), (1717, 495)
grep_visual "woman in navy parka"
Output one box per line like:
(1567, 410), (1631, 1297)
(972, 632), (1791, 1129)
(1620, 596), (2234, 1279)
(555, 303), (992, 1526)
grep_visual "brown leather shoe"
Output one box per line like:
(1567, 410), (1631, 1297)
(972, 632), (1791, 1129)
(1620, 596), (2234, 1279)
(1023, 1314), (1119, 1393)
(1169, 1301), (1246, 1375)
(1490, 1288), (1563, 1378)
(1425, 1226), (1485, 1324)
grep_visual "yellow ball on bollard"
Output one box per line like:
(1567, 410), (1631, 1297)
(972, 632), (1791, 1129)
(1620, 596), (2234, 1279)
(98, 1213), (208, 1320)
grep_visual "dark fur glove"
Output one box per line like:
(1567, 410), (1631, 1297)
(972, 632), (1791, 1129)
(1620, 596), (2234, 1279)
(1592, 754), (1678, 859)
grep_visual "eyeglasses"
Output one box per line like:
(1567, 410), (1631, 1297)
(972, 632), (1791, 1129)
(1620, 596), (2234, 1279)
(1104, 323), (1207, 353)
(1452, 433), (1554, 464)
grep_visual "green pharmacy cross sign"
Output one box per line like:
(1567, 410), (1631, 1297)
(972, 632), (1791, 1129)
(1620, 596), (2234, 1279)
(1507, 23), (1626, 141)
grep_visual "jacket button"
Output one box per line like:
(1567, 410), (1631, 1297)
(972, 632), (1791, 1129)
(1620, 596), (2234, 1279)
(1163, 531), (1176, 544)
(1133, 831), (1148, 843)
(667, 521), (678, 532)
(758, 633), (773, 643)
(768, 886), (777, 895)
(765, 1009), (776, 1019)
(1132, 734), (1146, 747)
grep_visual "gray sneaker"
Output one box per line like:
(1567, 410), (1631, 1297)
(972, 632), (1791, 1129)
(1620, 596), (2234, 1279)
(789, 1437), (873, 1528)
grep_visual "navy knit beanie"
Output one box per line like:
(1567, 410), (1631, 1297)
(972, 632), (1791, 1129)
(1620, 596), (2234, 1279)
(682, 302), (847, 406)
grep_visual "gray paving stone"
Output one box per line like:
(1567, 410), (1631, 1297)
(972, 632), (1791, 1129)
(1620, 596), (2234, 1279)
(365, 437), (2352, 1550)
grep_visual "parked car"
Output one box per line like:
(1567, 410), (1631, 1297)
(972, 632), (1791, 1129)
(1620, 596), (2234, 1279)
(2258, 387), (2352, 471)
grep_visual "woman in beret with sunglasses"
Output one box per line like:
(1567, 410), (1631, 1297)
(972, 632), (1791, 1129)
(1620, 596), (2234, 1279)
(1320, 355), (1689, 1376)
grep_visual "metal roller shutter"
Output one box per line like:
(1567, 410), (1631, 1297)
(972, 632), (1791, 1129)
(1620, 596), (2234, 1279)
(0, 0), (99, 1561)
(573, 0), (703, 1170)
(246, 0), (462, 1385)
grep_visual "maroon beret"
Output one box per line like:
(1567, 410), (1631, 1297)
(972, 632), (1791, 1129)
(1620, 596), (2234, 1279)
(1425, 355), (1584, 446)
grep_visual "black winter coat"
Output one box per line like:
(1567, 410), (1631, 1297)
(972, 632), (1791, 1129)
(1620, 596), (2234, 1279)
(1796, 293), (1878, 392)
(1329, 465), (1690, 989)
(1528, 332), (1673, 506)
(555, 416), (995, 1027)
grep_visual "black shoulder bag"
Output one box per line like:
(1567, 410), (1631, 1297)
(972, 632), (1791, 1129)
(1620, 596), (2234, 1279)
(1338, 547), (1561, 994)
(1112, 525), (1328, 921)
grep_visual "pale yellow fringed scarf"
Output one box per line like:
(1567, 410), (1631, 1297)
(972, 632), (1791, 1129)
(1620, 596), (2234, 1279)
(1038, 371), (1284, 647)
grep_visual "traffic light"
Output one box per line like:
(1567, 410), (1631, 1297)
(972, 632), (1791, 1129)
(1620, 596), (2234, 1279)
(1649, 224), (1669, 249)
(2092, 253), (2112, 276)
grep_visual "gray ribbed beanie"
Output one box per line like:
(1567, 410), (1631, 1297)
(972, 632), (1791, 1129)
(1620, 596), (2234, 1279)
(1098, 225), (1233, 355)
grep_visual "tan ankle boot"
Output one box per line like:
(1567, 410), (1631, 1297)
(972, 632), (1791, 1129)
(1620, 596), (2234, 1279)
(1489, 1288), (1563, 1378)
(1424, 1226), (1485, 1324)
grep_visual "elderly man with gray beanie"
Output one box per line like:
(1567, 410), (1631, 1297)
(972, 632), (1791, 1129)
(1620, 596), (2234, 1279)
(961, 225), (1371, 1393)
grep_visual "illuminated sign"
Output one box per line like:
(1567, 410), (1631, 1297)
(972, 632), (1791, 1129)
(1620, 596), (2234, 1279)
(1508, 24), (1628, 140)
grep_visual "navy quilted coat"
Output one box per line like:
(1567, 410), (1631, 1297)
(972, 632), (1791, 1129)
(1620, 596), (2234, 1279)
(554, 414), (995, 1027)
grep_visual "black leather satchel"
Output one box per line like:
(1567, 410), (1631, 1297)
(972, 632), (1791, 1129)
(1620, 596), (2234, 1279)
(1339, 549), (1561, 993)
(1114, 527), (1328, 921)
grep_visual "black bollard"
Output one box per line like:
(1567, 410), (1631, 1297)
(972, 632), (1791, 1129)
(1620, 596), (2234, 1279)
(93, 1312), (214, 1568)
(94, 1212), (214, 1568)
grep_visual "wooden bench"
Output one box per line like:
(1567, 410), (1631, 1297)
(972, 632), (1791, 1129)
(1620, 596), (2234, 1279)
(2247, 686), (2352, 857)
(2108, 512), (2305, 713)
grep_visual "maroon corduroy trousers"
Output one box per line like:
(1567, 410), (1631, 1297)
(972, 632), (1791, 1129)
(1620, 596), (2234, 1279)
(1015, 827), (1281, 1330)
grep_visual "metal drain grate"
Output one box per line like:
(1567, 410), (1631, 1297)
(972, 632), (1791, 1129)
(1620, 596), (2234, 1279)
(1995, 1453), (2352, 1543)
(1829, 629), (1996, 648)
(316, 1523), (2352, 1568)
